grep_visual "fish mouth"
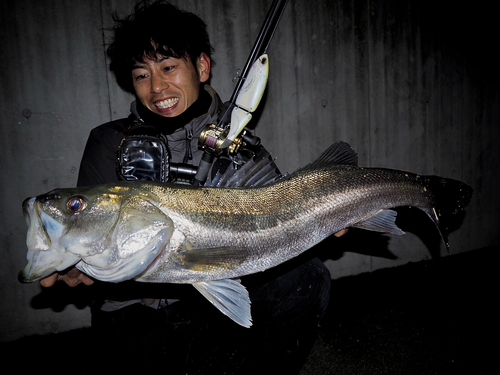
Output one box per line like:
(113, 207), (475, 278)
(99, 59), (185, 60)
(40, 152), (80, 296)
(18, 250), (58, 283)
(18, 197), (79, 283)
(19, 197), (49, 282)
(18, 266), (51, 284)
(17, 272), (31, 284)
(22, 197), (34, 226)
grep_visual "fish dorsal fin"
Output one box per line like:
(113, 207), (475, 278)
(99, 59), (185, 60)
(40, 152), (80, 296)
(295, 141), (358, 174)
(310, 141), (358, 167)
(192, 279), (252, 328)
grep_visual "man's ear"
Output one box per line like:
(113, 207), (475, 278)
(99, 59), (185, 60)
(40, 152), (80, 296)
(197, 53), (211, 83)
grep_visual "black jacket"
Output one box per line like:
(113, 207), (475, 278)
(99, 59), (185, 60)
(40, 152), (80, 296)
(78, 85), (224, 187)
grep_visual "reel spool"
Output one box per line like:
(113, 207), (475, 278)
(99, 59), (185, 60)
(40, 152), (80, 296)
(199, 124), (246, 156)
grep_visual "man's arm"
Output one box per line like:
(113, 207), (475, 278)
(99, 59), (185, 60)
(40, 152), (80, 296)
(40, 268), (94, 287)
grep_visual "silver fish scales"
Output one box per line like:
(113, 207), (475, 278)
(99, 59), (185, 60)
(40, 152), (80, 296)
(19, 142), (473, 327)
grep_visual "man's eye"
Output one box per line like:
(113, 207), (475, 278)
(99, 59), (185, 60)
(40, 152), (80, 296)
(163, 65), (174, 72)
(134, 74), (147, 81)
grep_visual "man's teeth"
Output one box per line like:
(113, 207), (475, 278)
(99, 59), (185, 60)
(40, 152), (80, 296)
(155, 98), (179, 109)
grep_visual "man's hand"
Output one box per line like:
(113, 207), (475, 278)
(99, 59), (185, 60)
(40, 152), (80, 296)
(40, 268), (94, 288)
(334, 229), (348, 237)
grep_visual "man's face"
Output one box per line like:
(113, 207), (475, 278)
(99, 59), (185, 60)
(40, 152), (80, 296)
(132, 53), (210, 117)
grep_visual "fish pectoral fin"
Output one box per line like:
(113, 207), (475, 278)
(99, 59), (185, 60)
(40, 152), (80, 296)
(352, 209), (405, 235)
(174, 247), (250, 272)
(193, 279), (252, 328)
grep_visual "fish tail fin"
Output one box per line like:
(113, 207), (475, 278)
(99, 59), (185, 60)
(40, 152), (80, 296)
(422, 175), (473, 251)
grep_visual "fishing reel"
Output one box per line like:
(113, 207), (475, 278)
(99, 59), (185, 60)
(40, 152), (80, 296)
(199, 121), (263, 156)
(199, 123), (245, 156)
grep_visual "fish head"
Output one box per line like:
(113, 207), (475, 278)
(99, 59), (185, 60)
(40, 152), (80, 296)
(19, 184), (174, 283)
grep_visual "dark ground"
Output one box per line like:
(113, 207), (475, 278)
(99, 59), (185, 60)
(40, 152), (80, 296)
(3, 246), (497, 374)
(300, 246), (498, 375)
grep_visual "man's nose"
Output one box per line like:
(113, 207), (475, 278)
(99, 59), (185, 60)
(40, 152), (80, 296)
(150, 72), (169, 93)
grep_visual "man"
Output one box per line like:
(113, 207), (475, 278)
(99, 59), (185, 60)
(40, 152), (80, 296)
(41, 1), (340, 373)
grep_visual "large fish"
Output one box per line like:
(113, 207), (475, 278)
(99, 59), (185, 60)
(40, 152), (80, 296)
(19, 142), (472, 327)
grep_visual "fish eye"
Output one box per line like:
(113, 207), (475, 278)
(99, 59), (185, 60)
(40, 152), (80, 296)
(67, 196), (87, 213)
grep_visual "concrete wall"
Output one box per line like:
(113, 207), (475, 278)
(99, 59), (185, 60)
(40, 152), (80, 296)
(1, 0), (498, 342)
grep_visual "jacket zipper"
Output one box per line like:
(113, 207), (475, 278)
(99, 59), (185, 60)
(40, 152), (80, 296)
(184, 127), (193, 163)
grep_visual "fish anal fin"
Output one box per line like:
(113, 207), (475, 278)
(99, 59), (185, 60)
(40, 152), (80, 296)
(353, 209), (405, 235)
(193, 279), (252, 328)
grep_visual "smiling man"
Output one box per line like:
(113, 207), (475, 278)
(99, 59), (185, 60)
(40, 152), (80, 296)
(40, 1), (334, 373)
(132, 54), (210, 117)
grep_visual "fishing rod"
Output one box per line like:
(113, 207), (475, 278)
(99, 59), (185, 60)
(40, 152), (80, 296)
(192, 0), (289, 186)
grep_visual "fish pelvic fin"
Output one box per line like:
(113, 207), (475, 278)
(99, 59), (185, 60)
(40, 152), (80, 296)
(422, 175), (473, 251)
(353, 209), (405, 235)
(193, 279), (252, 328)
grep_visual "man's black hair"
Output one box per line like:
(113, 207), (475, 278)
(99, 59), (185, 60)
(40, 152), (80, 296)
(107, 0), (215, 94)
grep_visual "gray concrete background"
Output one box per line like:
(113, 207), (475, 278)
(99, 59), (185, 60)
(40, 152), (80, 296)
(1, 0), (498, 342)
